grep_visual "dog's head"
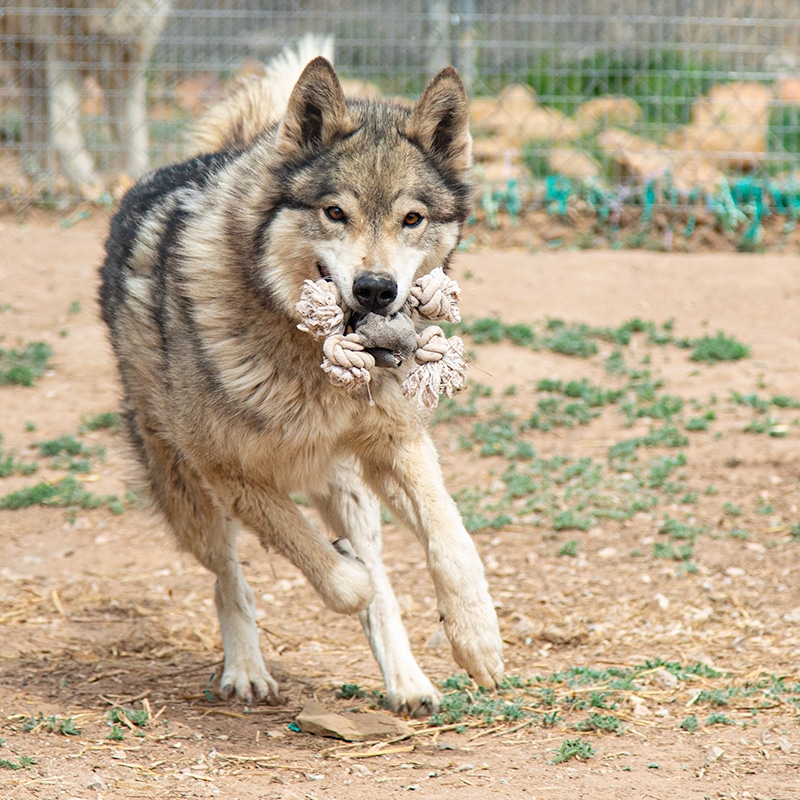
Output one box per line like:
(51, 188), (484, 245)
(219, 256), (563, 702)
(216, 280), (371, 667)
(260, 57), (472, 321)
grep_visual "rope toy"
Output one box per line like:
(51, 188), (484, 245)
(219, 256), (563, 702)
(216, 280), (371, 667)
(296, 267), (467, 409)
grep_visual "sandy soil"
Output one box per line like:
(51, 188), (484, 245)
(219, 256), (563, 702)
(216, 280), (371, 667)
(1, 209), (799, 799)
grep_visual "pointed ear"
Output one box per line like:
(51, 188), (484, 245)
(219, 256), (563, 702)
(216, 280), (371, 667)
(277, 56), (352, 158)
(406, 67), (472, 175)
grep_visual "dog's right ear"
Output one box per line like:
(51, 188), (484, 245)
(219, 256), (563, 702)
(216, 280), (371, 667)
(278, 57), (352, 159)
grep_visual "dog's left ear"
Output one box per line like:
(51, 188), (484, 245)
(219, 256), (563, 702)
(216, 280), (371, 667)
(278, 56), (352, 159)
(406, 67), (472, 176)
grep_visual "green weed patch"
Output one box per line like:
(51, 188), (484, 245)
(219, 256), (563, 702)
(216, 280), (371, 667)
(0, 342), (53, 386)
(0, 476), (123, 514)
(690, 332), (750, 364)
(414, 661), (799, 742)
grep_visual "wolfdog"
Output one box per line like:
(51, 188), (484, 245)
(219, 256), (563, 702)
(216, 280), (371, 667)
(1, 0), (170, 197)
(99, 42), (503, 716)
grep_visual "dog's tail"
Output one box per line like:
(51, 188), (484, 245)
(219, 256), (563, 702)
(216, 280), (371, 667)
(189, 33), (335, 155)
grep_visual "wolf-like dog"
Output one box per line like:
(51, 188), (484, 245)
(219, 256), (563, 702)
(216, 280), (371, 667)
(99, 46), (503, 716)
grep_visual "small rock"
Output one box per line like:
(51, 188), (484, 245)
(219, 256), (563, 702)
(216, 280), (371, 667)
(632, 701), (652, 718)
(705, 745), (724, 765)
(511, 613), (537, 638)
(296, 701), (412, 742)
(435, 740), (455, 751)
(726, 567), (745, 577)
(540, 624), (589, 646)
(778, 737), (792, 753)
(654, 593), (670, 610)
(782, 607), (800, 624)
(651, 667), (679, 690)
(87, 775), (108, 791)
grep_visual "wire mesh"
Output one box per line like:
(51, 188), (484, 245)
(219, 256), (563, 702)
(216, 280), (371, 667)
(2, 1), (800, 245)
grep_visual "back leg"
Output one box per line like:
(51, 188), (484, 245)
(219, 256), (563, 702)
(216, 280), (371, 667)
(97, 43), (150, 177)
(309, 457), (441, 716)
(11, 38), (50, 177)
(45, 45), (102, 196)
(131, 416), (279, 703)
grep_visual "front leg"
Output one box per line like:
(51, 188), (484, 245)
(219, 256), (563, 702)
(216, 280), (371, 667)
(216, 478), (375, 616)
(362, 433), (504, 689)
(310, 458), (441, 716)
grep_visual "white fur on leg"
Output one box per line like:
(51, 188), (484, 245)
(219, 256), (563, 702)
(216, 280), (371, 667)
(358, 576), (441, 716)
(214, 558), (280, 703)
(348, 519), (441, 716)
(204, 520), (280, 703)
(215, 479), (374, 617)
(364, 435), (504, 690)
(313, 546), (375, 614)
(313, 462), (440, 715)
(429, 529), (504, 688)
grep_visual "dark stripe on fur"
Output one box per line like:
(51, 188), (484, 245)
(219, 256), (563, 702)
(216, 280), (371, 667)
(99, 150), (234, 329)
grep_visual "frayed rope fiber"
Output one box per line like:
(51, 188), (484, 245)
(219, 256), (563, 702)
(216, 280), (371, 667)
(295, 267), (467, 409)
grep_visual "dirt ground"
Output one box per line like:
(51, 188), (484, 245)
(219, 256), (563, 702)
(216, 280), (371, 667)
(1, 209), (799, 800)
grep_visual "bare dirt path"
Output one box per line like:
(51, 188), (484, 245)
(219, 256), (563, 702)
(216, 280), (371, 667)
(1, 210), (798, 799)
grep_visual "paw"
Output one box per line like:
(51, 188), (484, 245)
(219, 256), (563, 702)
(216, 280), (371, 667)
(386, 683), (442, 718)
(443, 609), (504, 689)
(317, 540), (374, 614)
(218, 655), (282, 705)
(382, 661), (442, 717)
(450, 636), (504, 689)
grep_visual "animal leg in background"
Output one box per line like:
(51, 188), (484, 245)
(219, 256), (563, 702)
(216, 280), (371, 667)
(46, 44), (103, 194)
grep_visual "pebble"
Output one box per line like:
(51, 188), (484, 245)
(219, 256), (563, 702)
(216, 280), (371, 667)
(651, 667), (679, 690)
(705, 746), (724, 765)
(87, 775), (107, 791)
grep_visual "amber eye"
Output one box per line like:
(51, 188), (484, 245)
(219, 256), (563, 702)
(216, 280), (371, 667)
(324, 206), (346, 222)
(403, 211), (424, 228)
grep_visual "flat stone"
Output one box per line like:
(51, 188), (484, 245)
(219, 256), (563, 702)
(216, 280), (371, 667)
(296, 701), (413, 742)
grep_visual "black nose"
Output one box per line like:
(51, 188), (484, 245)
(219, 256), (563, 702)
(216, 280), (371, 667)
(352, 271), (398, 312)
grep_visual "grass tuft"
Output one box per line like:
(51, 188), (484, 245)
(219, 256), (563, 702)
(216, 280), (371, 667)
(0, 342), (53, 386)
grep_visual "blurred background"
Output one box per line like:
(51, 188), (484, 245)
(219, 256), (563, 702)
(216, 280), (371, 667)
(3, 1), (800, 249)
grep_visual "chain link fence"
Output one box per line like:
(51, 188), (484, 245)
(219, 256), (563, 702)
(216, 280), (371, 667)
(3, 1), (800, 247)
